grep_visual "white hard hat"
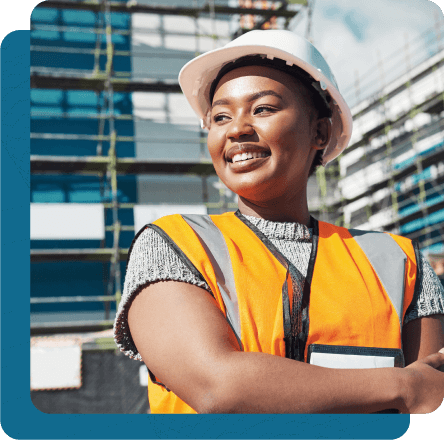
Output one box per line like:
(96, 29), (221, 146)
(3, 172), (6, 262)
(179, 29), (352, 164)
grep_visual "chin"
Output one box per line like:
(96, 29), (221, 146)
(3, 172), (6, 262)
(217, 164), (298, 203)
(231, 181), (284, 204)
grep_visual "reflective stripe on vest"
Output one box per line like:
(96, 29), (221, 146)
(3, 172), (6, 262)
(181, 214), (243, 349)
(349, 229), (406, 328)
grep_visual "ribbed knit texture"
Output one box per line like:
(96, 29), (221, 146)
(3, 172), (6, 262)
(405, 255), (444, 323)
(114, 215), (444, 360)
(244, 215), (312, 276)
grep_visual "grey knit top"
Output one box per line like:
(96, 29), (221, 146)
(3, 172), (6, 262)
(114, 215), (444, 361)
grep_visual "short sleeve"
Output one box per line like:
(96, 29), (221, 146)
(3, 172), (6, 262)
(404, 252), (444, 325)
(114, 226), (210, 360)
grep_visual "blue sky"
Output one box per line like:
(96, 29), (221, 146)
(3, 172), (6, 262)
(291, 0), (443, 106)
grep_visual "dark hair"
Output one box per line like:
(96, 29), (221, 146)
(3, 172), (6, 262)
(210, 55), (330, 175)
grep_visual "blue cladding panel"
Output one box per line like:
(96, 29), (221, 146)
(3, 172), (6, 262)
(31, 261), (108, 313)
(399, 204), (420, 217)
(427, 193), (445, 206)
(61, 9), (97, 25)
(400, 209), (444, 234)
(31, 89), (64, 104)
(423, 242), (445, 254)
(31, 92), (135, 157)
(31, 7), (59, 21)
(32, 188), (66, 203)
(411, 166), (432, 185)
(394, 141), (444, 170)
(30, 30), (60, 41)
(31, 175), (136, 208)
(66, 90), (100, 106)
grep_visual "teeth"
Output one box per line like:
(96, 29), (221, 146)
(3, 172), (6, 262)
(232, 152), (268, 163)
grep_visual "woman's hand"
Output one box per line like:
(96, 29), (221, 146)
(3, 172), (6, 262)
(398, 348), (444, 414)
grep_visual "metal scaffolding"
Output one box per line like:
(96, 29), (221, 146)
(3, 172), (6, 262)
(30, 0), (307, 334)
(324, 24), (444, 257)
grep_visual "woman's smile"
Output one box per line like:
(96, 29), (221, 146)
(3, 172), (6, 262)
(225, 143), (271, 172)
(207, 65), (322, 204)
(228, 153), (270, 172)
(231, 152), (268, 163)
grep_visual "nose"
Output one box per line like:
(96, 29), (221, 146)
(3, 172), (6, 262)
(226, 115), (255, 139)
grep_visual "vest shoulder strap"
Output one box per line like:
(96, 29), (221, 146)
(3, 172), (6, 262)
(181, 214), (243, 349)
(348, 228), (409, 328)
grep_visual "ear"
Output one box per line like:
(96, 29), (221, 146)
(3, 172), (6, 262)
(312, 117), (331, 151)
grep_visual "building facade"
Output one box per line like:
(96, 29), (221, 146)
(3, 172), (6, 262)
(336, 41), (444, 281)
(30, 0), (305, 332)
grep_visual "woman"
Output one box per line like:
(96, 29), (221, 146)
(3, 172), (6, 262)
(114, 30), (444, 414)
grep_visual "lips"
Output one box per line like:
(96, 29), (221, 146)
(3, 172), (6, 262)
(226, 144), (271, 163)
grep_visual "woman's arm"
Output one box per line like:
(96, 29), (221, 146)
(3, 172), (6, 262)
(403, 314), (444, 365)
(128, 280), (444, 414)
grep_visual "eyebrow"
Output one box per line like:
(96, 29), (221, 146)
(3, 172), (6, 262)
(212, 90), (284, 108)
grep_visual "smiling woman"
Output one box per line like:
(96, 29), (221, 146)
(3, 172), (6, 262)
(207, 65), (329, 219)
(113, 30), (444, 414)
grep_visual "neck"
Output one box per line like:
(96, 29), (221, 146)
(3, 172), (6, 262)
(237, 192), (311, 226)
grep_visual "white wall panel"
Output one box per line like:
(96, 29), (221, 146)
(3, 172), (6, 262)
(368, 208), (395, 230)
(163, 15), (196, 32)
(31, 337), (82, 390)
(31, 203), (105, 240)
(132, 12), (160, 30)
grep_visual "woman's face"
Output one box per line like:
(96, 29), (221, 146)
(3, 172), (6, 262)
(207, 65), (327, 204)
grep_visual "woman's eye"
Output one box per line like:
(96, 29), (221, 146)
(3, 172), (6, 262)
(254, 106), (274, 115)
(213, 114), (230, 123)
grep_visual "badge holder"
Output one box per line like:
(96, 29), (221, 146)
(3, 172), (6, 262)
(307, 344), (404, 413)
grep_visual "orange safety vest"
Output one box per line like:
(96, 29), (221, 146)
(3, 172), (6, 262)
(132, 211), (418, 414)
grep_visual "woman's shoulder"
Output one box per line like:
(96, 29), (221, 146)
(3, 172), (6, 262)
(114, 223), (211, 360)
(127, 224), (208, 286)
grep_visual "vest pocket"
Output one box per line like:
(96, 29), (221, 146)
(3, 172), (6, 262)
(307, 344), (404, 368)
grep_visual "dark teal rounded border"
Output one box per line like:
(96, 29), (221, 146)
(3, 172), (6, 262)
(0, 30), (410, 439)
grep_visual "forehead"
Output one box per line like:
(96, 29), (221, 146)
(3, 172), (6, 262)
(212, 65), (304, 100)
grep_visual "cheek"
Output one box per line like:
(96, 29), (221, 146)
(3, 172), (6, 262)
(206, 130), (222, 157)
(258, 118), (299, 149)
(268, 113), (313, 155)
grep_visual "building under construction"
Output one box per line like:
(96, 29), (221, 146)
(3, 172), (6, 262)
(30, 0), (443, 413)
(30, 0), (308, 413)
(326, 24), (444, 279)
